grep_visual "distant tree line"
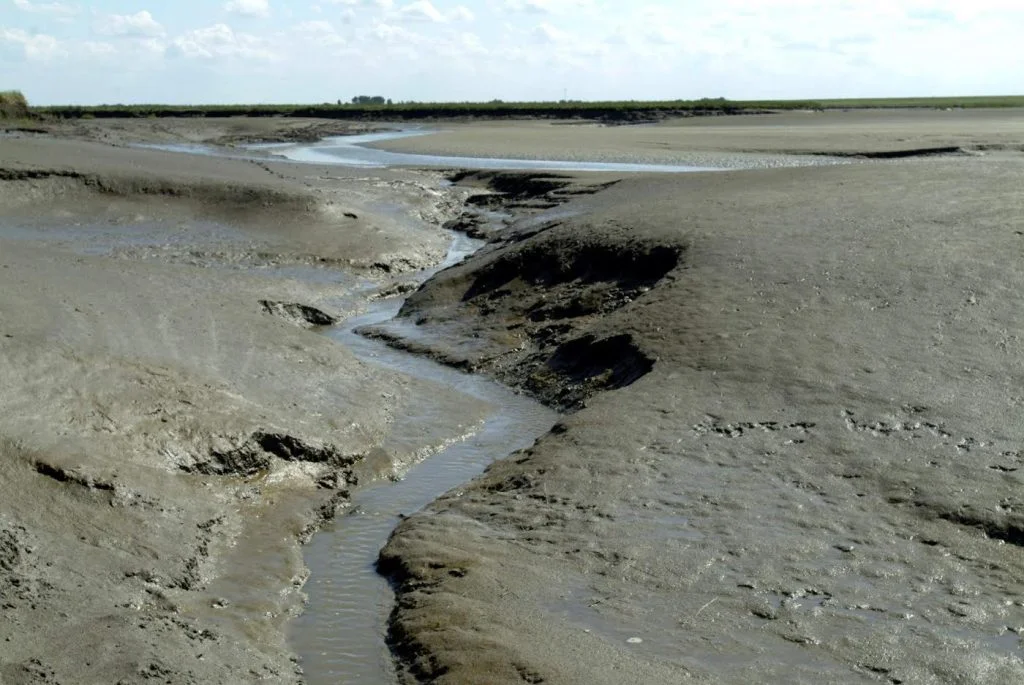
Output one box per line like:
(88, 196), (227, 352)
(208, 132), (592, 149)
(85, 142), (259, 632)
(350, 95), (392, 105)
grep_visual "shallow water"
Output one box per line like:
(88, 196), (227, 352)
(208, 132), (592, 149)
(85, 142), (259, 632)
(291, 239), (557, 684)
(265, 129), (719, 173)
(140, 128), (720, 173)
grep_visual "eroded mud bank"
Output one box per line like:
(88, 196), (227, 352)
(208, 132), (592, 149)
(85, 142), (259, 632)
(0, 135), (485, 683)
(374, 159), (1024, 684)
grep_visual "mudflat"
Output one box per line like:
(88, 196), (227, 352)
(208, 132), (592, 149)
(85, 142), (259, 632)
(373, 108), (1024, 166)
(373, 112), (1024, 684)
(2, 110), (1024, 684)
(0, 128), (482, 683)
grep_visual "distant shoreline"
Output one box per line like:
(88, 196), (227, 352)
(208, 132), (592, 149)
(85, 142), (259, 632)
(31, 95), (1024, 124)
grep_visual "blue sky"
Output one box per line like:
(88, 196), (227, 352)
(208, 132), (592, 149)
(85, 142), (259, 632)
(2, 0), (1023, 105)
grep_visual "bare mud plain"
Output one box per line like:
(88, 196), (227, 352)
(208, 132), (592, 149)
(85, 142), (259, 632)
(3, 109), (1024, 684)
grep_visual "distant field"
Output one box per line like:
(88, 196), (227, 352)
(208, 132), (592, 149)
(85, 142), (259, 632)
(30, 95), (1024, 121)
(814, 96), (1024, 109)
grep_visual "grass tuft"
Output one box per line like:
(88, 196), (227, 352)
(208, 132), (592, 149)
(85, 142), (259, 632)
(0, 90), (30, 119)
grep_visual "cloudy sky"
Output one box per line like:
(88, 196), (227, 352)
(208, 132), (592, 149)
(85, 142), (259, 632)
(2, 0), (1022, 105)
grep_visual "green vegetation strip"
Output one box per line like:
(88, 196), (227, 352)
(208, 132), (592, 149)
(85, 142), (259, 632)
(24, 95), (1024, 121)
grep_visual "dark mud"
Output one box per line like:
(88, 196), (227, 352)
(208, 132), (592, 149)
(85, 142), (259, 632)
(367, 180), (684, 409)
(810, 146), (967, 159)
(259, 300), (339, 328)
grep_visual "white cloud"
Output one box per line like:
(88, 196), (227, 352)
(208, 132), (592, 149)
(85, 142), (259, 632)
(504, 0), (593, 15)
(459, 32), (486, 54)
(395, 0), (443, 22)
(532, 22), (568, 43)
(450, 5), (475, 21)
(11, 0), (77, 19)
(82, 41), (116, 57)
(1, 28), (68, 61)
(295, 20), (336, 33)
(170, 23), (278, 61)
(326, 0), (392, 6)
(389, 1), (474, 23)
(370, 21), (423, 43)
(95, 11), (164, 37)
(224, 0), (271, 18)
(293, 20), (346, 46)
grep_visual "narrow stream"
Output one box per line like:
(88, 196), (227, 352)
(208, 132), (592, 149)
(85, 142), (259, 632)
(267, 129), (719, 173)
(292, 235), (558, 684)
(141, 128), (720, 173)
(129, 133), (708, 680)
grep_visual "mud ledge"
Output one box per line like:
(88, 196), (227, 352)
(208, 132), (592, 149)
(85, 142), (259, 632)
(808, 146), (967, 159)
(363, 170), (682, 410)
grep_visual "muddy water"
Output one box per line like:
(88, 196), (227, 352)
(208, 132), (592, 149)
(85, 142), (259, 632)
(270, 130), (720, 173)
(291, 238), (558, 684)
(142, 129), (721, 173)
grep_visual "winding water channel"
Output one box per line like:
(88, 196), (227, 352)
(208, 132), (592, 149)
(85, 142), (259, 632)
(278, 133), (716, 682)
(145, 127), (718, 174)
(265, 129), (717, 173)
(133, 132), (713, 681)
(290, 230), (558, 684)
(296, 294), (558, 683)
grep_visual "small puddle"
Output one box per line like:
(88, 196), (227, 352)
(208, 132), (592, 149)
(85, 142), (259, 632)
(291, 238), (558, 684)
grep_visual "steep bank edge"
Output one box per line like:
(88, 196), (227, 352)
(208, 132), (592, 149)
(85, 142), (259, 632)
(370, 172), (693, 683)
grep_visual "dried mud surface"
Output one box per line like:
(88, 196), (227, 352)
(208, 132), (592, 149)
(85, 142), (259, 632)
(373, 115), (1024, 684)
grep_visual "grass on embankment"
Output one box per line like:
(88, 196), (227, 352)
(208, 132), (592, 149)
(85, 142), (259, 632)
(0, 91), (30, 119)
(26, 94), (1024, 122)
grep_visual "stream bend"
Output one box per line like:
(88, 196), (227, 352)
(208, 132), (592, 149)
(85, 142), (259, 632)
(292, 241), (558, 685)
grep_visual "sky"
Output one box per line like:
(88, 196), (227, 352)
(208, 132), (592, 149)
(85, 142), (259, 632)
(1, 0), (1023, 105)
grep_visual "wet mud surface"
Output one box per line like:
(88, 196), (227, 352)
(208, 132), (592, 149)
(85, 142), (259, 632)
(373, 151), (1024, 683)
(0, 129), (486, 683)
(4, 111), (1024, 684)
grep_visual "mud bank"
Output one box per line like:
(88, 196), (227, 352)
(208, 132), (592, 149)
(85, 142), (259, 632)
(0, 133), (483, 683)
(375, 156), (1024, 683)
(372, 109), (1024, 167)
(6, 112), (1024, 684)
